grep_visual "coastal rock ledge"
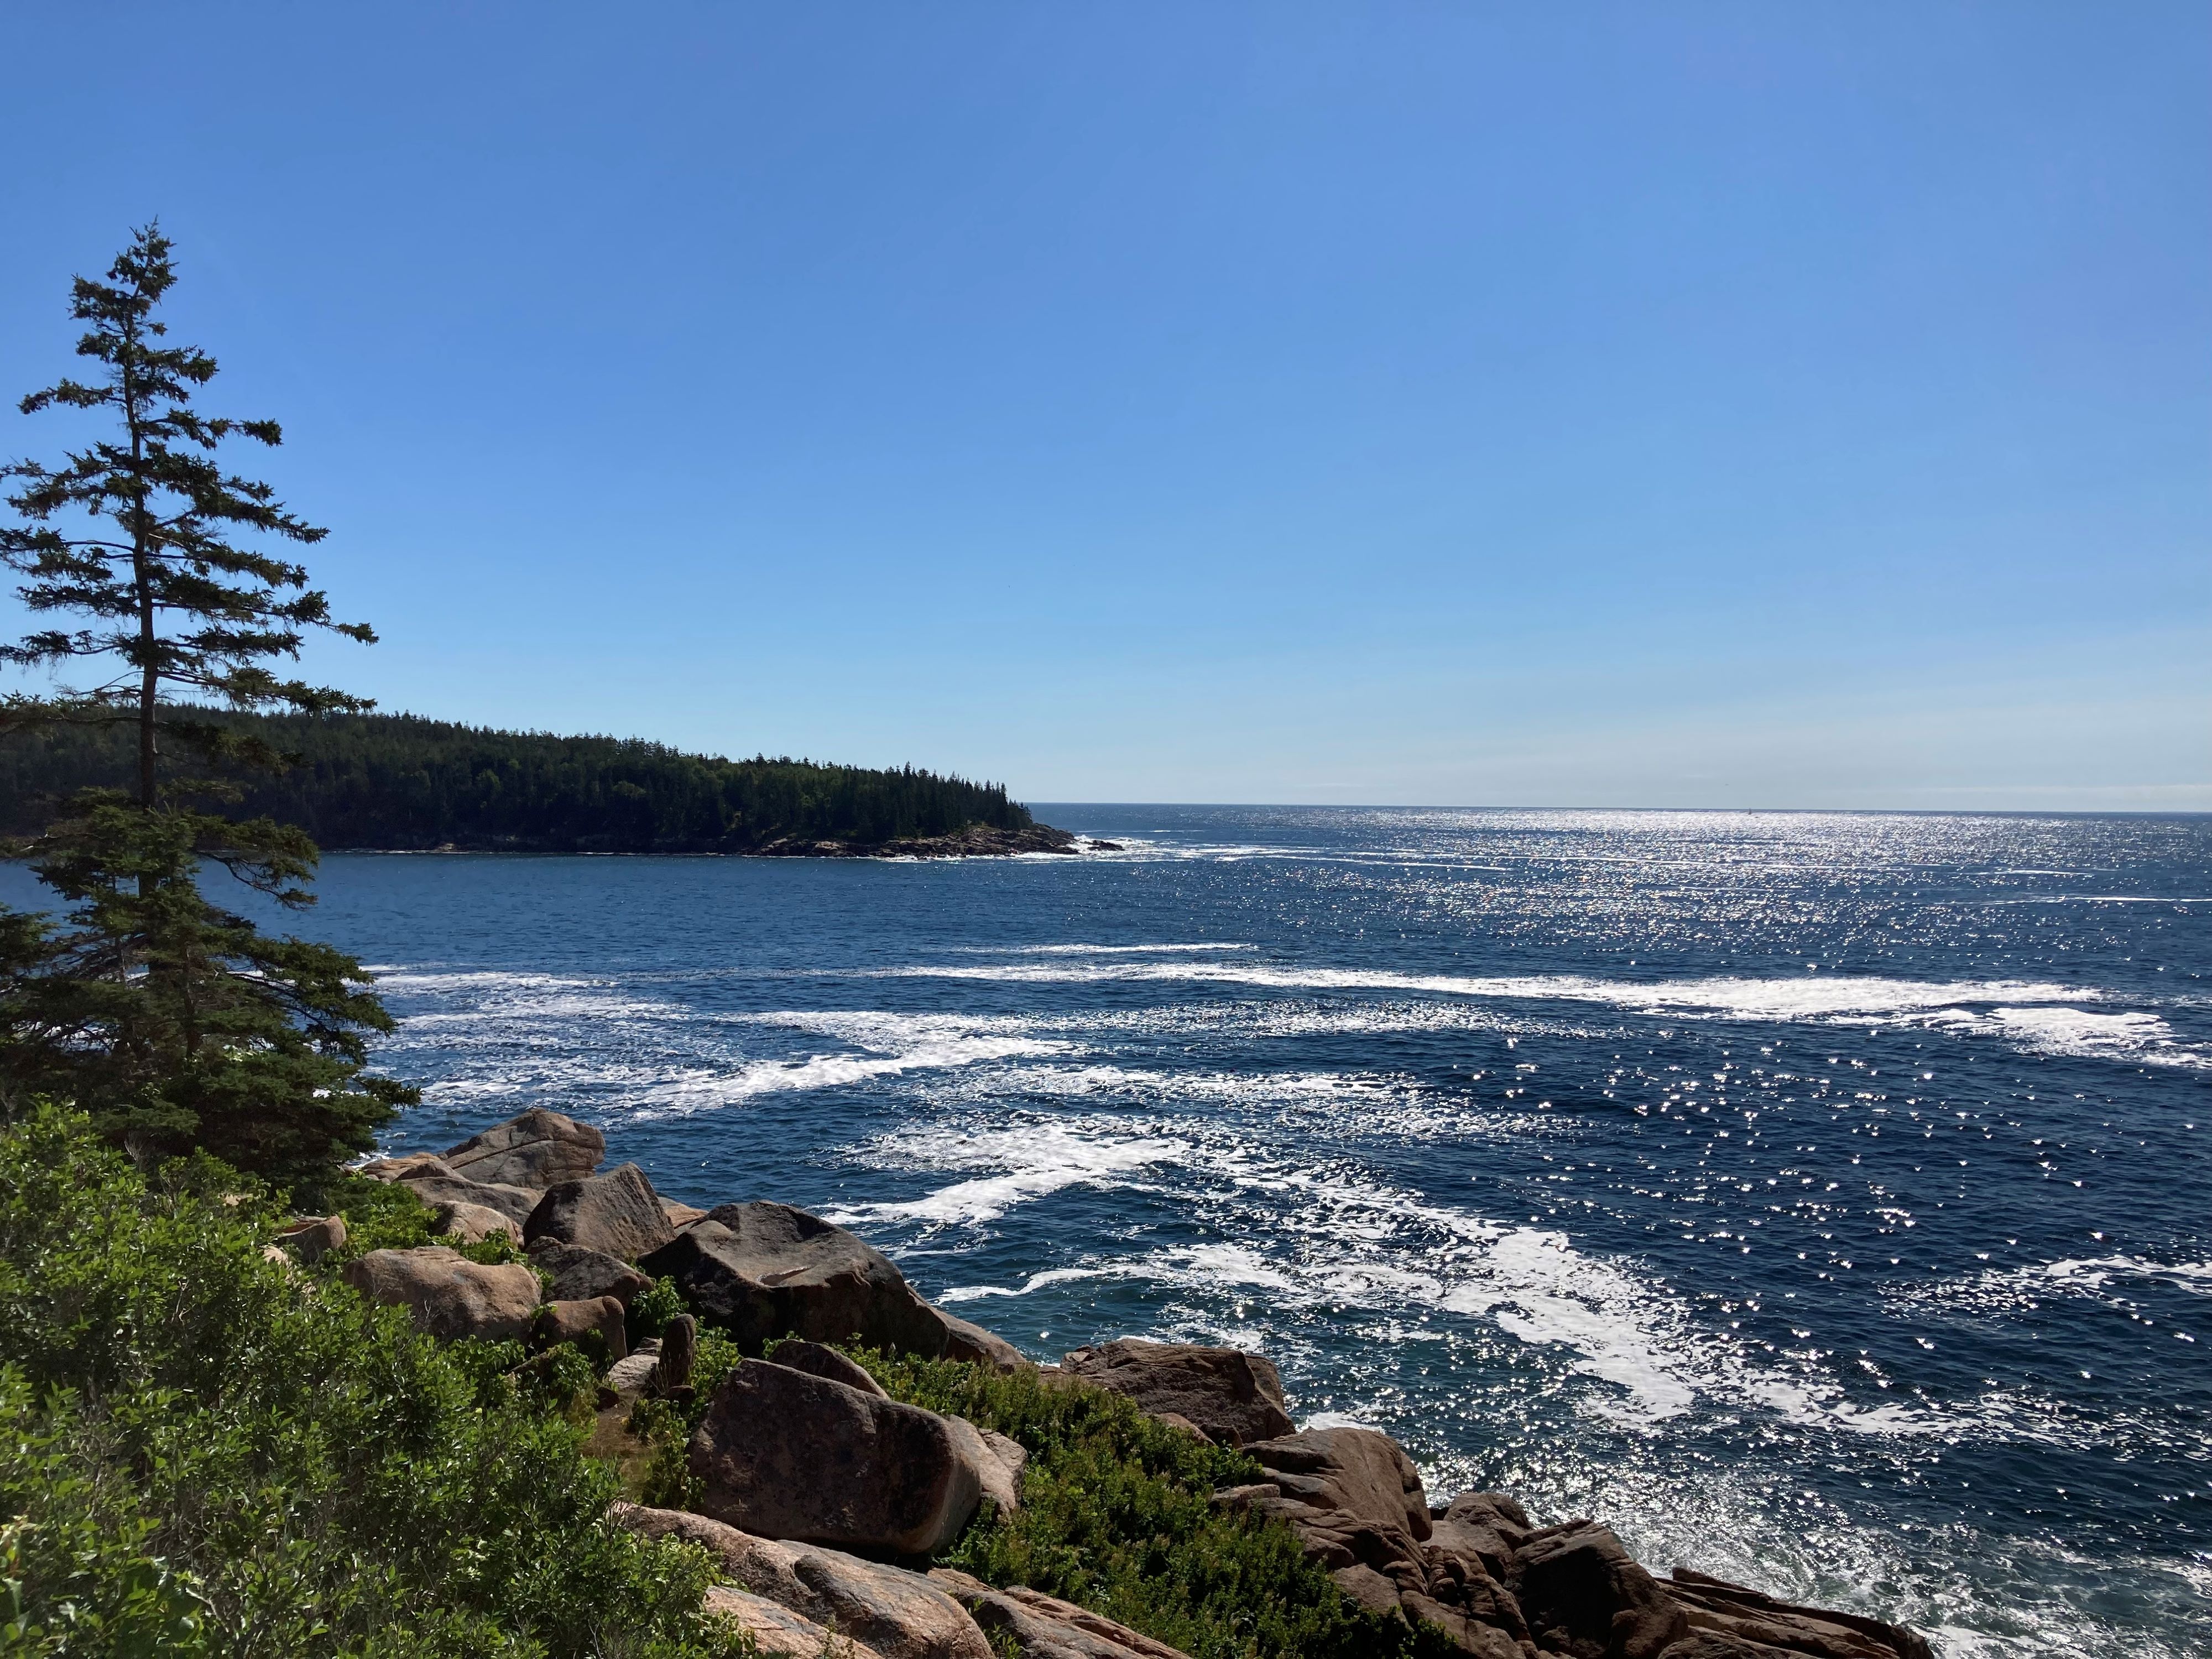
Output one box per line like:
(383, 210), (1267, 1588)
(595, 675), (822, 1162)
(347, 1110), (1934, 1659)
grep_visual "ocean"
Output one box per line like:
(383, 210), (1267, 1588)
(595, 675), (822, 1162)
(22, 807), (2209, 1655)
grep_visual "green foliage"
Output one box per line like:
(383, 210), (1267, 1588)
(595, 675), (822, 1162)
(0, 227), (408, 1192)
(851, 1350), (1455, 1659)
(327, 1175), (522, 1266)
(625, 1397), (700, 1512)
(1, 707), (1040, 852)
(0, 796), (413, 1188)
(0, 1106), (747, 1657)
(628, 1275), (688, 1343)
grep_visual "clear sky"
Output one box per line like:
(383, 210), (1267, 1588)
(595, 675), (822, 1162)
(2, 4), (2205, 809)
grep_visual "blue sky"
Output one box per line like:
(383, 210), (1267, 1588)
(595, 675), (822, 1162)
(2, 4), (2205, 808)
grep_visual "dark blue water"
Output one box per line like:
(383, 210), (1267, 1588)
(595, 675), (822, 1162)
(20, 809), (2206, 1654)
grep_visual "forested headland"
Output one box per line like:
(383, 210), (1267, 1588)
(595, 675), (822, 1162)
(0, 706), (1067, 855)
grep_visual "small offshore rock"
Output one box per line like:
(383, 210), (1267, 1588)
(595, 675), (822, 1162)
(533, 1295), (629, 1363)
(687, 1358), (987, 1556)
(1061, 1338), (1293, 1445)
(442, 1107), (605, 1189)
(340, 1246), (540, 1342)
(1663, 1568), (1934, 1659)
(613, 1504), (993, 1659)
(523, 1162), (676, 1261)
(527, 1237), (653, 1306)
(928, 1570), (1188, 1659)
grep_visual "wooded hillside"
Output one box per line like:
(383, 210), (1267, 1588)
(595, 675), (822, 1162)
(0, 709), (1042, 853)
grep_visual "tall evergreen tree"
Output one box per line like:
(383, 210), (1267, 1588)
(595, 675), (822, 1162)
(0, 225), (412, 1188)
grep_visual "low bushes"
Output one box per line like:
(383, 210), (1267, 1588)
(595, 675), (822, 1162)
(0, 1107), (744, 1658)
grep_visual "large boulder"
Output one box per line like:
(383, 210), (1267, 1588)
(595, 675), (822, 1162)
(340, 1246), (540, 1342)
(1662, 1570), (1934, 1659)
(638, 1201), (947, 1355)
(1512, 1520), (1685, 1659)
(930, 1570), (1188, 1659)
(1220, 1432), (1539, 1657)
(613, 1504), (993, 1659)
(402, 1173), (542, 1228)
(527, 1238), (653, 1306)
(688, 1359), (991, 1556)
(277, 1214), (346, 1264)
(1060, 1339), (1293, 1446)
(703, 1584), (888, 1659)
(442, 1107), (604, 1189)
(770, 1339), (889, 1397)
(523, 1163), (676, 1261)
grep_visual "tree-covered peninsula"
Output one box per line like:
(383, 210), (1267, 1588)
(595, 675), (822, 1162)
(1, 707), (1071, 856)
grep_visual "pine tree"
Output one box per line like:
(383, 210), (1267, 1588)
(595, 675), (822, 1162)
(0, 225), (413, 1190)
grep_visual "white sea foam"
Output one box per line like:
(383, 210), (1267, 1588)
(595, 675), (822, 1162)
(845, 1113), (1948, 1433)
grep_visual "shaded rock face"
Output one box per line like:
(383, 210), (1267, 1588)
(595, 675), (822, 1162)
(401, 1173), (542, 1228)
(703, 1583), (888, 1659)
(639, 1202), (947, 1355)
(1514, 1520), (1686, 1659)
(442, 1107), (604, 1190)
(340, 1246), (540, 1342)
(937, 1310), (1031, 1372)
(613, 1503), (993, 1659)
(929, 1569), (1189, 1659)
(656, 1313), (696, 1394)
(526, 1238), (653, 1306)
(688, 1359), (987, 1557)
(1061, 1339), (1293, 1446)
(533, 1295), (629, 1363)
(1218, 1436), (1540, 1658)
(523, 1162), (676, 1262)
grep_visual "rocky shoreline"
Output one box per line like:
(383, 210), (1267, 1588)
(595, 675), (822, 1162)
(328, 821), (1090, 859)
(327, 1109), (1934, 1659)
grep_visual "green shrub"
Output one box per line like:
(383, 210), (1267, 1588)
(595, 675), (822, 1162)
(628, 1274), (688, 1343)
(328, 1172), (528, 1266)
(849, 1350), (1458, 1659)
(0, 1107), (747, 1658)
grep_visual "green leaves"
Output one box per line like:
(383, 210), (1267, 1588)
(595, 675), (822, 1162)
(1, 225), (370, 761)
(0, 1109), (744, 1658)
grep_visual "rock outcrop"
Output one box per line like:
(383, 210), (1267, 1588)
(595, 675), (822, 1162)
(703, 1583), (888, 1659)
(442, 1107), (605, 1189)
(429, 1198), (520, 1245)
(1663, 1570), (1934, 1659)
(688, 1359), (993, 1556)
(1060, 1339), (1293, 1446)
(930, 1570), (1189, 1659)
(523, 1162), (676, 1261)
(639, 1201), (947, 1355)
(401, 1172), (542, 1228)
(340, 1246), (540, 1342)
(937, 1310), (1031, 1372)
(528, 1237), (653, 1306)
(771, 1339), (890, 1397)
(614, 1504), (994, 1659)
